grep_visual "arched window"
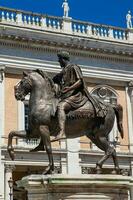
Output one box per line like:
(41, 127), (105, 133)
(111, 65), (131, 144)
(90, 85), (119, 148)
(90, 85), (118, 105)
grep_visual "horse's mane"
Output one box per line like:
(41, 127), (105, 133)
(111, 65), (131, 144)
(34, 69), (55, 94)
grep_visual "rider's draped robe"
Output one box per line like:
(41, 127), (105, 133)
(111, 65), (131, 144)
(53, 64), (106, 117)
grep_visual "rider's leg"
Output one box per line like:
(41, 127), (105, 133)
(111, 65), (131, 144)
(55, 101), (71, 140)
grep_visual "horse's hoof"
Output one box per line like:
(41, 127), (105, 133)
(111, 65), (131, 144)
(42, 166), (54, 175)
(96, 168), (102, 174)
(95, 163), (102, 174)
(111, 170), (117, 175)
(112, 168), (120, 175)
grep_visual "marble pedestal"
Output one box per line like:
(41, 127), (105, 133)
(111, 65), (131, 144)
(17, 174), (133, 200)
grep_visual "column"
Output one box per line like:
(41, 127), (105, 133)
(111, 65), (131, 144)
(126, 81), (133, 199)
(66, 138), (81, 175)
(130, 160), (133, 200)
(0, 157), (4, 200)
(0, 67), (5, 144)
(0, 67), (5, 200)
(126, 82), (133, 152)
(5, 165), (15, 200)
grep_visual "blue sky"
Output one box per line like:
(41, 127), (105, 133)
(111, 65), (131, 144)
(0, 0), (132, 28)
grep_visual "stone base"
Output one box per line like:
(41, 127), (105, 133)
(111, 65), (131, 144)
(17, 174), (133, 200)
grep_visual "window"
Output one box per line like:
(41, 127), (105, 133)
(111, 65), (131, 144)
(90, 85), (119, 146)
(18, 97), (40, 148)
(24, 102), (29, 131)
(91, 86), (118, 105)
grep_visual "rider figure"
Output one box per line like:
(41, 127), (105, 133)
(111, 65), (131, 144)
(30, 51), (107, 151)
(53, 51), (105, 140)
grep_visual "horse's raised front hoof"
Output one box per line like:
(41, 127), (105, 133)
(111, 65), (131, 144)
(7, 147), (15, 160)
(42, 165), (54, 175)
(96, 163), (102, 174)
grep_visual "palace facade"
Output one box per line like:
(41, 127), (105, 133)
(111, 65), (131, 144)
(0, 6), (133, 200)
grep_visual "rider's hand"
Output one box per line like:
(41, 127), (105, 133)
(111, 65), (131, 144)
(62, 87), (70, 94)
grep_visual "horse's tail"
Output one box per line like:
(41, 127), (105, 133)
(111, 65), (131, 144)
(113, 104), (124, 139)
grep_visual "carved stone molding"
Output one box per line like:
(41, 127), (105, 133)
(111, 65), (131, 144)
(5, 165), (16, 173)
(0, 30), (133, 63)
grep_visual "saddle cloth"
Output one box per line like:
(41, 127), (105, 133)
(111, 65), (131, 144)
(66, 99), (108, 120)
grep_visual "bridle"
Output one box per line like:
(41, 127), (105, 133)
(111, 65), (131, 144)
(15, 76), (32, 99)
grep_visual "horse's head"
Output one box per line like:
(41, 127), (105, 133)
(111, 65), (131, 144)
(14, 69), (56, 101)
(14, 71), (32, 101)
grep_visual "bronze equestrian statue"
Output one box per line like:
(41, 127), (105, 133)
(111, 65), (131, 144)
(52, 51), (106, 141)
(7, 51), (124, 175)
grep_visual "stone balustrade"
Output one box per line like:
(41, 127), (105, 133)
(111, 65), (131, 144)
(0, 7), (131, 43)
(72, 19), (128, 41)
(0, 7), (63, 31)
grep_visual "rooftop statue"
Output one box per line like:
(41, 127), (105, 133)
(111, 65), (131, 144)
(126, 10), (133, 29)
(7, 51), (124, 175)
(62, 0), (70, 18)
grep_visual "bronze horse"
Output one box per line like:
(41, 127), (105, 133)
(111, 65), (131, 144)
(7, 69), (124, 174)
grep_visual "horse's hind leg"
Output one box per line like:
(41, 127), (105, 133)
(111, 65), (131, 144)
(87, 135), (108, 174)
(111, 149), (120, 174)
(39, 125), (54, 175)
(96, 136), (119, 174)
(8, 130), (27, 160)
(96, 146), (113, 174)
(89, 135), (114, 174)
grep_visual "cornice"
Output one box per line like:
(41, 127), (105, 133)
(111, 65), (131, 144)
(0, 24), (133, 63)
(0, 37), (133, 65)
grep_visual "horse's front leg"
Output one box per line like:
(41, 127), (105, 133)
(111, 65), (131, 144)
(39, 125), (54, 175)
(8, 130), (27, 160)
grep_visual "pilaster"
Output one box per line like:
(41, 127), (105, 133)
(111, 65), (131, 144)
(0, 157), (4, 200)
(126, 82), (133, 152)
(0, 67), (5, 143)
(0, 67), (5, 200)
(126, 82), (133, 200)
(130, 160), (133, 200)
(4, 165), (15, 200)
